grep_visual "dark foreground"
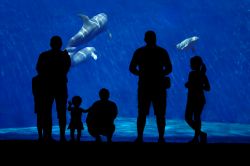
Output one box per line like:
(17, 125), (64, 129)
(1, 140), (249, 162)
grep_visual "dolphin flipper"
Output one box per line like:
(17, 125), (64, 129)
(78, 14), (90, 24)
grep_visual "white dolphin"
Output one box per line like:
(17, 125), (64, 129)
(66, 13), (111, 50)
(70, 47), (98, 66)
(176, 36), (199, 52)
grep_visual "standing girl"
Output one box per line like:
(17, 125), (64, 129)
(185, 56), (210, 144)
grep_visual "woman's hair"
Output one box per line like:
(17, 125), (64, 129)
(190, 55), (207, 74)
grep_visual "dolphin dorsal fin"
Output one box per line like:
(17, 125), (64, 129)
(78, 14), (90, 23)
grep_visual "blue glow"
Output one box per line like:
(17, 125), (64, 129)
(0, 0), (250, 131)
(1, 118), (250, 143)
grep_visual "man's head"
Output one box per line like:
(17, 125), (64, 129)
(144, 31), (156, 46)
(50, 35), (62, 50)
(190, 55), (203, 71)
(99, 88), (110, 100)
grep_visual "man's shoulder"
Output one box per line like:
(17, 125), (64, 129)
(108, 100), (117, 106)
(136, 46), (167, 52)
(135, 46), (146, 52)
(39, 50), (52, 57)
(156, 46), (167, 52)
(133, 46), (147, 57)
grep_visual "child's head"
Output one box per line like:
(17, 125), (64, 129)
(99, 88), (110, 100)
(190, 56), (203, 71)
(72, 96), (82, 107)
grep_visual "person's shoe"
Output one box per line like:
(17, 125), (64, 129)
(70, 138), (75, 142)
(43, 135), (56, 143)
(60, 136), (67, 143)
(107, 137), (112, 144)
(158, 137), (165, 143)
(38, 136), (44, 142)
(134, 137), (143, 143)
(95, 136), (102, 143)
(200, 132), (207, 144)
(188, 137), (199, 144)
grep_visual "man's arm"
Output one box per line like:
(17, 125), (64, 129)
(129, 50), (140, 76)
(81, 108), (89, 113)
(64, 50), (71, 73)
(163, 50), (172, 75)
(113, 104), (118, 118)
(36, 53), (44, 75)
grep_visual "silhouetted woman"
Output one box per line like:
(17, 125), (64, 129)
(185, 56), (210, 144)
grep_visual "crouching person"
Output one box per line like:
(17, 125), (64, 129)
(86, 88), (118, 143)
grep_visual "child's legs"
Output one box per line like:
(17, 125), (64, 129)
(70, 129), (75, 140)
(77, 129), (82, 141)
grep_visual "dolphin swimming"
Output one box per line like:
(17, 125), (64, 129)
(176, 36), (199, 52)
(70, 47), (97, 66)
(66, 13), (110, 50)
(65, 13), (111, 66)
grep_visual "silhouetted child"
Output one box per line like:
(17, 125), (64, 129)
(185, 56), (210, 144)
(32, 75), (52, 141)
(86, 88), (118, 143)
(68, 96), (88, 142)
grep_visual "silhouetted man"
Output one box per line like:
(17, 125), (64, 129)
(129, 31), (172, 143)
(86, 88), (118, 143)
(36, 36), (71, 141)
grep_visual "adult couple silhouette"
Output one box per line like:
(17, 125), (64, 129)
(33, 31), (210, 144)
(32, 36), (117, 142)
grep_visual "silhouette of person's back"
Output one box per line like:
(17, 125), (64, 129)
(86, 88), (118, 143)
(129, 31), (172, 143)
(185, 56), (210, 144)
(36, 36), (71, 141)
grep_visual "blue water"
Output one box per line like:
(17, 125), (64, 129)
(0, 0), (250, 129)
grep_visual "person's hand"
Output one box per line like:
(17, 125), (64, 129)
(201, 63), (207, 74)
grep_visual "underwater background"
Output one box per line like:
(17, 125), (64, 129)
(0, 0), (250, 128)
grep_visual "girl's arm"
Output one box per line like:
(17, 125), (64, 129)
(185, 73), (191, 88)
(203, 75), (211, 91)
(68, 101), (73, 111)
(81, 108), (89, 113)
